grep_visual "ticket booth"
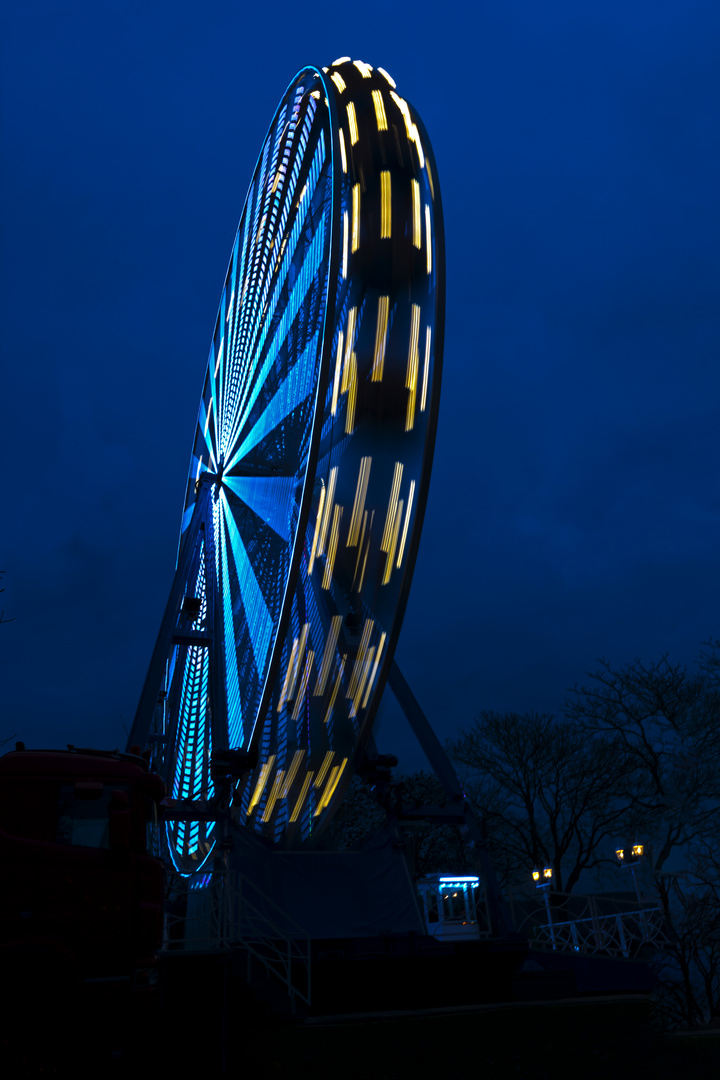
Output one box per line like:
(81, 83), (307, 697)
(417, 874), (486, 941)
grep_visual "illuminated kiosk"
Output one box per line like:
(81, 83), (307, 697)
(129, 59), (511, 956)
(417, 875), (490, 942)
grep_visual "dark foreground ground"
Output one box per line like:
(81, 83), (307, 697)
(7, 991), (719, 1078)
(233, 998), (718, 1080)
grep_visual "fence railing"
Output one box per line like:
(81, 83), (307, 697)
(162, 869), (311, 1012)
(511, 890), (670, 959)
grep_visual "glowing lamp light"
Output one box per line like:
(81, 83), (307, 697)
(532, 867), (553, 886)
(616, 844), (644, 863)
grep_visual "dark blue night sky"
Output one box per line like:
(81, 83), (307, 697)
(2, 1), (719, 773)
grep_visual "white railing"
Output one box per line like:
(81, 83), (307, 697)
(163, 869), (311, 1011)
(513, 891), (671, 959)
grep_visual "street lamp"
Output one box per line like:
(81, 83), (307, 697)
(532, 866), (556, 949)
(615, 844), (644, 902)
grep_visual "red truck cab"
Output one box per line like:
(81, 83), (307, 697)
(0, 746), (166, 998)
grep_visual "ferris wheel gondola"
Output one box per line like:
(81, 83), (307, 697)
(130, 59), (444, 873)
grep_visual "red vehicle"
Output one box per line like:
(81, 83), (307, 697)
(0, 743), (166, 1061)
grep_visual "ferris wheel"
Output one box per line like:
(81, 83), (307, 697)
(130, 59), (444, 875)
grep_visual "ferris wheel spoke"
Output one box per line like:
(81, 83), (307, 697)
(219, 492), (274, 680)
(222, 474), (297, 543)
(223, 212), (329, 459)
(220, 187), (256, 449)
(210, 297), (227, 442)
(239, 124), (327, 390)
(224, 118), (327, 450)
(237, 115), (293, 353)
(197, 398), (217, 466)
(217, 515), (244, 749)
(224, 327), (320, 472)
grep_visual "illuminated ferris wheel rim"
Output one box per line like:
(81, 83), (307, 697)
(144, 57), (444, 865)
(188, 65), (342, 751)
(187, 60), (444, 752)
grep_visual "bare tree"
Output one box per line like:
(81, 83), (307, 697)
(566, 653), (720, 872)
(567, 650), (720, 1026)
(446, 711), (637, 893)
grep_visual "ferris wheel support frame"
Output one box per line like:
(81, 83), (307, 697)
(126, 61), (515, 935)
(128, 546), (516, 937)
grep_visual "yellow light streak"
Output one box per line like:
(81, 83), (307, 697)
(377, 66), (396, 88)
(356, 531), (371, 593)
(278, 637), (300, 712)
(406, 304), (420, 431)
(383, 497), (403, 585)
(390, 91), (411, 134)
(362, 632), (386, 708)
(342, 308), (357, 387)
(330, 71), (346, 93)
(381, 463), (404, 552)
(281, 750), (305, 797)
(322, 505), (342, 589)
(339, 128), (347, 173)
(291, 649), (314, 720)
(317, 466), (337, 557)
(314, 751), (335, 788)
(331, 331), (344, 416)
(294, 624), (309, 699)
(412, 180), (421, 249)
(262, 770), (285, 821)
(315, 759), (347, 815)
(346, 102), (359, 145)
(380, 171), (391, 240)
(372, 89), (388, 131)
(323, 659), (345, 724)
(421, 326), (431, 412)
(352, 511), (369, 590)
(396, 480), (415, 568)
(351, 646), (374, 716)
(314, 615), (342, 695)
(278, 624), (309, 711)
(289, 771), (313, 822)
(427, 160), (435, 201)
(345, 353), (357, 434)
(351, 183), (361, 252)
(342, 210), (349, 278)
(353, 60), (373, 78)
(347, 456), (371, 546)
(389, 91), (425, 167)
(332, 56), (351, 65)
(311, 90), (320, 99)
(247, 756), (276, 815)
(315, 766), (340, 812)
(372, 295), (389, 381)
(307, 484), (326, 575)
(425, 203), (432, 274)
(348, 619), (374, 698)
(413, 128), (425, 168)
